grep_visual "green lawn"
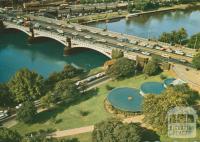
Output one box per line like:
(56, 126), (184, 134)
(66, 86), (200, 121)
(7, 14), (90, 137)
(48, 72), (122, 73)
(11, 72), (172, 135)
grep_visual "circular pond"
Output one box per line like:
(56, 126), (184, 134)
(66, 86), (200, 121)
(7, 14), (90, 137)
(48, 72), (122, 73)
(107, 87), (143, 112)
(140, 82), (165, 96)
(164, 78), (176, 88)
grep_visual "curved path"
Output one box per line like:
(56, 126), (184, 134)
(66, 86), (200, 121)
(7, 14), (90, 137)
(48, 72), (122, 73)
(49, 125), (94, 138)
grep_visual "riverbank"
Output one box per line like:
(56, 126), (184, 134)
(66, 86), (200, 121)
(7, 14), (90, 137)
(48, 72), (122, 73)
(69, 11), (128, 24)
(71, 2), (200, 24)
(127, 2), (200, 18)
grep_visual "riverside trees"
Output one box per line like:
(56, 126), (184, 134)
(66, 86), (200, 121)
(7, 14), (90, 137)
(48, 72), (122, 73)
(159, 28), (188, 45)
(106, 57), (136, 79)
(92, 118), (142, 142)
(143, 84), (199, 134)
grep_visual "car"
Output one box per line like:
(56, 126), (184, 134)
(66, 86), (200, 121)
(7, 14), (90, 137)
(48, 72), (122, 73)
(166, 48), (173, 53)
(179, 59), (187, 63)
(84, 35), (92, 39)
(175, 50), (185, 55)
(56, 29), (64, 34)
(155, 46), (161, 50)
(186, 53), (194, 58)
(75, 27), (82, 32)
(141, 51), (151, 56)
(72, 32), (78, 36)
(146, 44), (154, 48)
(95, 72), (105, 78)
(129, 40), (138, 45)
(161, 54), (170, 58)
(86, 76), (96, 82)
(134, 48), (140, 51)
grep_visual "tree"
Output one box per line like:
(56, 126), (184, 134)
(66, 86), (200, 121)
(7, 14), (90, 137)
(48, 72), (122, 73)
(158, 28), (188, 45)
(0, 128), (22, 142)
(143, 60), (160, 76)
(92, 118), (142, 142)
(54, 79), (80, 100)
(143, 86), (199, 134)
(16, 101), (37, 123)
(177, 27), (188, 45)
(0, 83), (14, 107)
(8, 68), (44, 103)
(40, 91), (56, 109)
(45, 65), (83, 91)
(111, 49), (124, 59)
(188, 32), (200, 49)
(106, 58), (136, 79)
(192, 52), (200, 70)
(127, 1), (133, 12)
(61, 64), (83, 79)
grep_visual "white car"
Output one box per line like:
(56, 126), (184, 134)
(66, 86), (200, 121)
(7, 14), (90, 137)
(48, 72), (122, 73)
(155, 46), (161, 50)
(95, 72), (105, 78)
(56, 29), (64, 34)
(141, 51), (151, 56)
(175, 50), (185, 55)
(84, 35), (92, 39)
(186, 53), (194, 58)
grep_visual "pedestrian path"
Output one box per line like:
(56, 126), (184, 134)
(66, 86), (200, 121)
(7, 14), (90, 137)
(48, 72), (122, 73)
(49, 125), (94, 138)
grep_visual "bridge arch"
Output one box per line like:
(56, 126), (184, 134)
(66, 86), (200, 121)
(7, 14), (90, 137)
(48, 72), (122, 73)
(33, 35), (67, 47)
(5, 27), (31, 36)
(71, 46), (111, 59)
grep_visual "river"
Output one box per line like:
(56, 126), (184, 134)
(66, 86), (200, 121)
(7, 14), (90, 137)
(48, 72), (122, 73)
(0, 30), (109, 82)
(89, 9), (200, 39)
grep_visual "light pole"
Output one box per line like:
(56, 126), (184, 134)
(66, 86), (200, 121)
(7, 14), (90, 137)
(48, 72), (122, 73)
(194, 35), (198, 50)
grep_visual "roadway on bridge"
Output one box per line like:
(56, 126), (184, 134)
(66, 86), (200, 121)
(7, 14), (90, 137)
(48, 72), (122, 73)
(29, 17), (193, 63)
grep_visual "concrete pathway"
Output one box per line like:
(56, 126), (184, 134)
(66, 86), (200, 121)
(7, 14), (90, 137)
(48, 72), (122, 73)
(49, 125), (94, 138)
(172, 64), (200, 92)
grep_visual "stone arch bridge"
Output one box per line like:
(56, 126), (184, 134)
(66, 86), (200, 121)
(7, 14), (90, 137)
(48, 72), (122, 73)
(4, 22), (139, 60)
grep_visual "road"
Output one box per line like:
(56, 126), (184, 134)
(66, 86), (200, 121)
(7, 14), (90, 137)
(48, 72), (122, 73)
(172, 64), (200, 92)
(26, 15), (195, 62)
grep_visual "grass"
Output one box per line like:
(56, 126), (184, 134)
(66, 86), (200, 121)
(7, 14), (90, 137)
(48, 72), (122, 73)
(11, 71), (173, 135)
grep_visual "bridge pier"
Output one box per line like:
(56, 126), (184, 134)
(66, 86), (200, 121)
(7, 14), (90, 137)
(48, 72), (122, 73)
(0, 19), (5, 32)
(27, 26), (35, 42)
(63, 37), (72, 56)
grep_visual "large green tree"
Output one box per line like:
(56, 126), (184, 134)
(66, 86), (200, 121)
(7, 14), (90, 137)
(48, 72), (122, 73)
(192, 52), (200, 70)
(106, 57), (136, 79)
(16, 101), (37, 123)
(143, 85), (199, 134)
(143, 59), (161, 76)
(0, 128), (22, 142)
(54, 79), (80, 100)
(92, 118), (142, 142)
(8, 68), (44, 103)
(188, 32), (200, 49)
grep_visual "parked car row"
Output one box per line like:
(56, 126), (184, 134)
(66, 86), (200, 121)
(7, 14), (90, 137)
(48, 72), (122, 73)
(75, 72), (106, 86)
(0, 110), (9, 121)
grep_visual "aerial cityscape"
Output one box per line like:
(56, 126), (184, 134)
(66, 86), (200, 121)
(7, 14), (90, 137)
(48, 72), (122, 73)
(0, 0), (200, 141)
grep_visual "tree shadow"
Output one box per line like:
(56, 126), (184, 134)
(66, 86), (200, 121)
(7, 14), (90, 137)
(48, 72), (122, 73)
(140, 127), (160, 141)
(33, 88), (99, 124)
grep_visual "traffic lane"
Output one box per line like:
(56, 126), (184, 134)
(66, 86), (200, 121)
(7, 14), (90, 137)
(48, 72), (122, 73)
(36, 22), (192, 63)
